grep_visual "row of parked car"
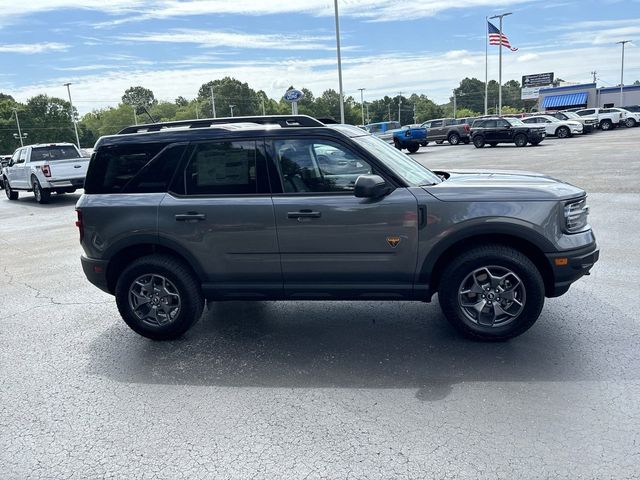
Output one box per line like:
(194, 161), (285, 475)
(362, 105), (640, 152)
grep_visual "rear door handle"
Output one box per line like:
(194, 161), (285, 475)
(175, 212), (206, 222)
(287, 210), (321, 219)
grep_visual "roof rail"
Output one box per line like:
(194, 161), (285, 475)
(117, 115), (325, 135)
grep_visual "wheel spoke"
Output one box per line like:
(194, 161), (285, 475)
(129, 273), (181, 327)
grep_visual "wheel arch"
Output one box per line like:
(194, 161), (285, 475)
(421, 229), (555, 299)
(105, 240), (205, 294)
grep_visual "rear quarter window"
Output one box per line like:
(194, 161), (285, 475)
(84, 142), (182, 194)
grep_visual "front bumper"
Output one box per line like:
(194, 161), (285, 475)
(545, 242), (599, 297)
(81, 255), (111, 294)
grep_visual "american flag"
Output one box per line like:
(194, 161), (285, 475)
(488, 21), (518, 51)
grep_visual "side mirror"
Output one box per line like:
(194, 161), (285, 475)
(354, 175), (392, 199)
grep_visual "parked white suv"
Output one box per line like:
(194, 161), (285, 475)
(574, 108), (622, 131)
(522, 115), (583, 138)
(2, 143), (89, 203)
(609, 107), (640, 128)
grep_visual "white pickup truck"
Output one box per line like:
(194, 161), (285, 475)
(574, 108), (623, 131)
(2, 143), (90, 203)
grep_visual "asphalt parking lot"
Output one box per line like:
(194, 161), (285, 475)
(1, 128), (639, 479)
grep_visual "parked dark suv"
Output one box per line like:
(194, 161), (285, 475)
(77, 115), (598, 342)
(471, 117), (546, 148)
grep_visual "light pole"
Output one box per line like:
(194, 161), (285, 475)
(210, 85), (217, 118)
(357, 88), (366, 125)
(453, 89), (457, 119)
(334, 0), (345, 124)
(397, 92), (403, 123)
(63, 83), (81, 148)
(229, 105), (236, 117)
(12, 108), (25, 147)
(617, 40), (631, 107)
(489, 12), (512, 116)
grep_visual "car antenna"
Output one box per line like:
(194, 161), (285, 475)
(139, 105), (157, 123)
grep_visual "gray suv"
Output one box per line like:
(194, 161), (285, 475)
(77, 115), (599, 341)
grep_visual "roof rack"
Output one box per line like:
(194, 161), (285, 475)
(117, 115), (325, 135)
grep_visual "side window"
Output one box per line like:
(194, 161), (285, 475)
(444, 119), (457, 126)
(484, 120), (498, 128)
(522, 118), (534, 124)
(579, 109), (594, 116)
(182, 140), (264, 196)
(84, 143), (167, 194)
(123, 144), (186, 194)
(368, 124), (381, 133)
(11, 150), (21, 164)
(603, 104), (614, 109)
(431, 120), (443, 127)
(472, 120), (484, 128)
(422, 122), (431, 128)
(274, 139), (372, 194)
(17, 149), (27, 164)
(496, 119), (510, 128)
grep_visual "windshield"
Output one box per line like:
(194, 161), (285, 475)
(563, 112), (580, 119)
(352, 134), (441, 186)
(31, 146), (80, 161)
(506, 118), (525, 126)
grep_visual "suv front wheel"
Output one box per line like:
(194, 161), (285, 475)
(438, 245), (545, 341)
(115, 254), (204, 340)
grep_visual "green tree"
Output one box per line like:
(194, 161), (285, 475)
(122, 86), (157, 114)
(198, 77), (259, 117)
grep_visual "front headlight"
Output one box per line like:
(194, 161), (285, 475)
(564, 197), (589, 233)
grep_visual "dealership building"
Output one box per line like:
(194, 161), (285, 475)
(537, 83), (640, 111)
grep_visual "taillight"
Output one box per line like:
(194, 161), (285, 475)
(75, 209), (84, 243)
(41, 164), (51, 177)
(464, 124), (470, 132)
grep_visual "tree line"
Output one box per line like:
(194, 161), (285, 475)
(1, 75), (615, 153)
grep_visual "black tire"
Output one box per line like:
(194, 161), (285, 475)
(448, 132), (461, 145)
(625, 118), (636, 128)
(394, 139), (402, 150)
(435, 140), (444, 145)
(115, 254), (204, 340)
(32, 177), (51, 204)
(530, 140), (541, 146)
(438, 244), (545, 341)
(473, 135), (485, 148)
(489, 142), (498, 147)
(600, 119), (612, 131)
(407, 144), (420, 153)
(514, 134), (528, 147)
(4, 179), (18, 200)
(555, 126), (570, 138)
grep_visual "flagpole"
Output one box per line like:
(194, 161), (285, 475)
(484, 16), (488, 116)
(490, 12), (512, 116)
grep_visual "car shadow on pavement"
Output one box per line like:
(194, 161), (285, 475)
(86, 296), (636, 401)
(3, 192), (81, 208)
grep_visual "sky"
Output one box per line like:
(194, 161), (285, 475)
(0, 0), (639, 114)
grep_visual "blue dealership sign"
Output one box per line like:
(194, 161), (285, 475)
(284, 89), (305, 103)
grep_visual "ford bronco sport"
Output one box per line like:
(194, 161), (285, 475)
(77, 115), (598, 341)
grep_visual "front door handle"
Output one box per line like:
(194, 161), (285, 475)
(175, 212), (206, 222)
(287, 210), (321, 219)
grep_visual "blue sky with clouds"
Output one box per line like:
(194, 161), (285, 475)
(0, 0), (638, 113)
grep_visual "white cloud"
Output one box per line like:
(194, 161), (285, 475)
(0, 0), (538, 25)
(517, 53), (539, 62)
(120, 30), (336, 51)
(0, 43), (68, 54)
(6, 42), (638, 117)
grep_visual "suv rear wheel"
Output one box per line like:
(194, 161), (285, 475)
(473, 136), (485, 148)
(438, 245), (545, 341)
(448, 132), (460, 145)
(115, 254), (204, 340)
(625, 118), (637, 128)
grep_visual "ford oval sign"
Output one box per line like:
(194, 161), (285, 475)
(284, 89), (305, 103)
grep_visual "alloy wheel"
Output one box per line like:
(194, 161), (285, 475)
(457, 266), (526, 328)
(128, 274), (182, 327)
